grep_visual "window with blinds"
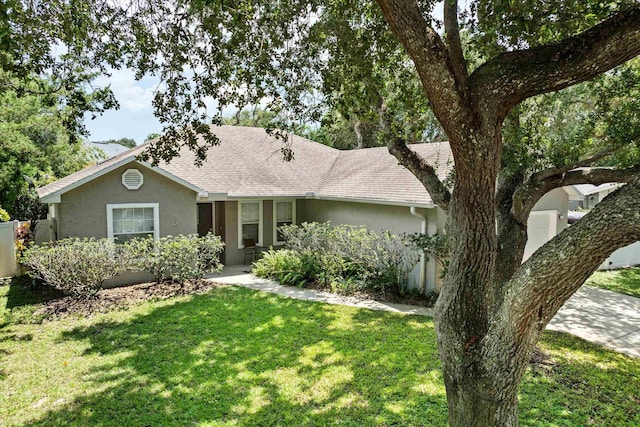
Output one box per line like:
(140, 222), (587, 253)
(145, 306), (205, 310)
(274, 200), (295, 244)
(240, 201), (261, 246)
(106, 203), (159, 243)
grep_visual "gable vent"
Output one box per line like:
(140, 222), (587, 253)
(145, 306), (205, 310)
(122, 169), (144, 190)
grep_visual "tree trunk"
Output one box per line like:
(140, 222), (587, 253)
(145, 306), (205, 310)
(441, 361), (520, 426)
(494, 172), (528, 298)
(353, 116), (365, 149)
(434, 128), (505, 426)
(373, 3), (640, 426)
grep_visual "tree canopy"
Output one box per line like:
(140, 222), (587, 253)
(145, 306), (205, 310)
(0, 80), (94, 218)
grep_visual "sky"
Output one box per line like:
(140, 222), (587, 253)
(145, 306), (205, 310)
(85, 69), (162, 145)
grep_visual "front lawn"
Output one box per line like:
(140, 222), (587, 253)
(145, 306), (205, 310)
(586, 267), (640, 298)
(1, 282), (639, 426)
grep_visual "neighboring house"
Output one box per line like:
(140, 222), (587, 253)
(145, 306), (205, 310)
(565, 183), (623, 210)
(88, 141), (131, 160)
(38, 126), (568, 291)
(564, 183), (639, 270)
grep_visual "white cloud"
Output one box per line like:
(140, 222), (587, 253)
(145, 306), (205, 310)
(94, 68), (158, 112)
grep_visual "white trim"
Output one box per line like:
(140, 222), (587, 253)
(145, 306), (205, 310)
(39, 158), (207, 203)
(273, 199), (296, 245)
(208, 193), (434, 208)
(121, 168), (144, 190)
(237, 200), (263, 249)
(197, 192), (230, 201)
(106, 203), (160, 242)
(309, 194), (435, 209)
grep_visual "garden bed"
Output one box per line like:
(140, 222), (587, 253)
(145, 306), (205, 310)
(5, 278), (223, 320)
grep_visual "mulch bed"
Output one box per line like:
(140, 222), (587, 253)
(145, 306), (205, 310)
(32, 280), (223, 319)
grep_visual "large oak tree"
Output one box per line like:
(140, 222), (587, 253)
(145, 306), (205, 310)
(6, 1), (640, 425)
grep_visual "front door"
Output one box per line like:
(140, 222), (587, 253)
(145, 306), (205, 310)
(197, 203), (213, 236)
(214, 201), (226, 264)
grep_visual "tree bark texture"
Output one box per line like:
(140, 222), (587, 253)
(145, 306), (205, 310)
(376, 1), (640, 426)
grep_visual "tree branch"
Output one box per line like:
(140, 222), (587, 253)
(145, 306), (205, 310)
(499, 174), (640, 340)
(554, 166), (640, 187)
(378, 102), (452, 210)
(471, 6), (640, 119)
(375, 0), (472, 136)
(481, 175), (640, 398)
(443, 0), (467, 88)
(530, 146), (618, 182)
(512, 166), (640, 225)
(388, 136), (452, 210)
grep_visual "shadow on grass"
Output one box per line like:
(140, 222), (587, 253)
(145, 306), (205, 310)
(26, 286), (447, 426)
(3, 277), (63, 310)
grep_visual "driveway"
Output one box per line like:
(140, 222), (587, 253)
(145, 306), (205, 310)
(547, 285), (640, 358)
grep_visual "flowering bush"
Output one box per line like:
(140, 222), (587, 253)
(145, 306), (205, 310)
(15, 221), (35, 265)
(24, 238), (126, 297)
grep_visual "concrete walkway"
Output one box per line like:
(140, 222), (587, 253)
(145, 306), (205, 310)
(547, 285), (640, 358)
(210, 270), (434, 316)
(208, 269), (639, 358)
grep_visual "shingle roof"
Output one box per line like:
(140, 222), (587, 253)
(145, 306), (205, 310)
(318, 142), (452, 206)
(39, 125), (452, 207)
(158, 126), (340, 197)
(88, 141), (130, 158)
(37, 144), (149, 198)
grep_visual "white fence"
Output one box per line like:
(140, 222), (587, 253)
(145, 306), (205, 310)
(600, 241), (640, 270)
(0, 219), (54, 277)
(0, 221), (18, 277)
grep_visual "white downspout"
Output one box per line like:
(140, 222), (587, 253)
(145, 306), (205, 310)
(410, 206), (428, 292)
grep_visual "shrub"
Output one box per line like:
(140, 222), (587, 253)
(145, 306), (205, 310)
(278, 222), (420, 293)
(252, 249), (319, 287)
(127, 233), (224, 284)
(410, 232), (449, 277)
(23, 238), (126, 297)
(0, 207), (9, 222)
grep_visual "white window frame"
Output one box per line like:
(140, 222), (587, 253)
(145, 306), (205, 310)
(238, 200), (263, 249)
(273, 200), (296, 245)
(106, 203), (159, 242)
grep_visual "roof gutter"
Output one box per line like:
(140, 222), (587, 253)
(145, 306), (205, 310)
(410, 206), (428, 292)
(308, 193), (435, 209)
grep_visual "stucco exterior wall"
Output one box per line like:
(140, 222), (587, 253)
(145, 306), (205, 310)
(300, 199), (428, 235)
(59, 163), (198, 240)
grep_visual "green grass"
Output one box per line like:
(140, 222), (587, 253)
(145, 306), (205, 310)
(586, 267), (640, 298)
(1, 283), (639, 426)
